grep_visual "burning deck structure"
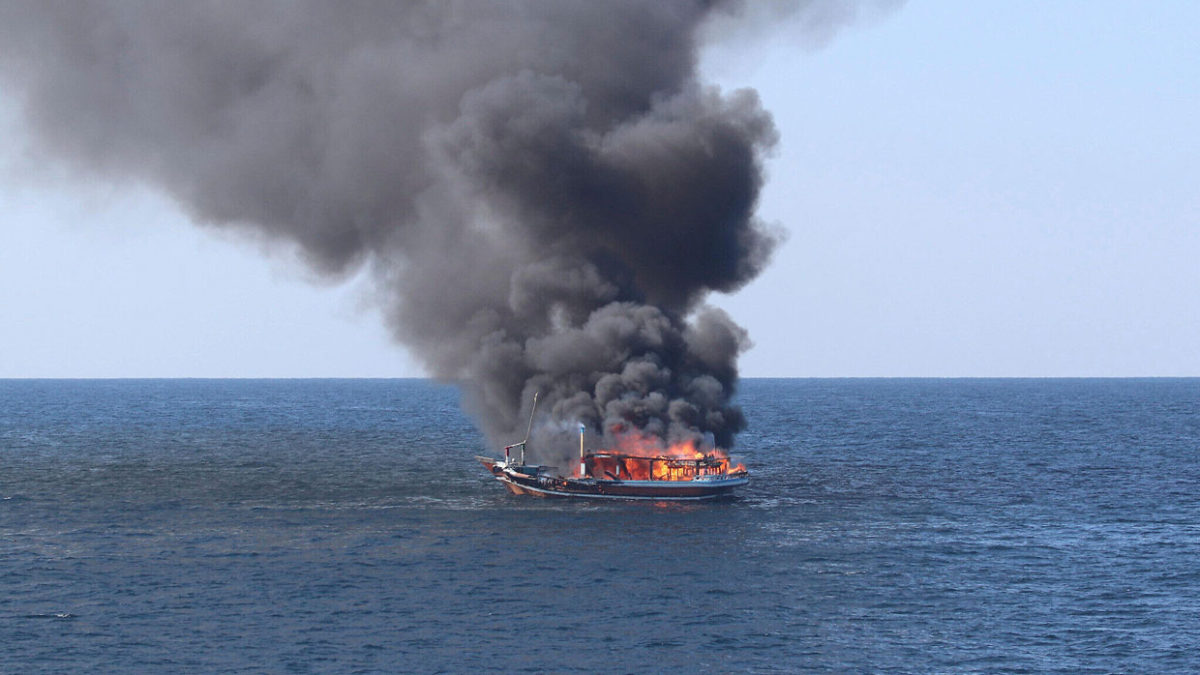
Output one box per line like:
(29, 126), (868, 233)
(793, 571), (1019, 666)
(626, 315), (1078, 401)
(477, 394), (748, 500)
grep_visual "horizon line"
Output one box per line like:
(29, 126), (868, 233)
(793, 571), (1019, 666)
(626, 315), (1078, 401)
(3, 375), (1199, 381)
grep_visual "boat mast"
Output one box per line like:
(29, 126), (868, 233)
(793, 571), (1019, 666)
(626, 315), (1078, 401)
(503, 391), (538, 466)
(521, 392), (538, 465)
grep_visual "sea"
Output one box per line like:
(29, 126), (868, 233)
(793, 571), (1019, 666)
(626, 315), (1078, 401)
(1, 378), (1198, 673)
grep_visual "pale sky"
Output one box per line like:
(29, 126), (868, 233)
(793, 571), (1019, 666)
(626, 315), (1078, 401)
(2, 2), (1198, 378)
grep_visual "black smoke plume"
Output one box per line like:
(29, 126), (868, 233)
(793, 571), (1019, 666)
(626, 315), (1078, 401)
(0, 1), (889, 463)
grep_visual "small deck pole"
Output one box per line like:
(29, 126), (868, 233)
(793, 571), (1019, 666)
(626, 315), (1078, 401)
(578, 423), (586, 477)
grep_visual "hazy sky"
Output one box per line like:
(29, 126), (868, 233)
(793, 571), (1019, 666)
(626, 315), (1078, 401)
(2, 2), (1197, 378)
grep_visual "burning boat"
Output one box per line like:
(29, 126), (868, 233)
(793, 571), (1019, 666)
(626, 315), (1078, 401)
(476, 394), (748, 500)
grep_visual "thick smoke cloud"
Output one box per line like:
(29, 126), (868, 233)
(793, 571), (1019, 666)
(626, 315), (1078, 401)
(0, 1), (888, 464)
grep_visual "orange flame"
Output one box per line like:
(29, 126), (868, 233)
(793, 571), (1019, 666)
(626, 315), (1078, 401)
(580, 429), (745, 481)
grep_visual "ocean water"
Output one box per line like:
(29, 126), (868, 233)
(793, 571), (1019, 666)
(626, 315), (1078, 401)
(1, 378), (1198, 673)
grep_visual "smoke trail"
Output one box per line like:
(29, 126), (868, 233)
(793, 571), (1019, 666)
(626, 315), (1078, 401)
(0, 1), (890, 462)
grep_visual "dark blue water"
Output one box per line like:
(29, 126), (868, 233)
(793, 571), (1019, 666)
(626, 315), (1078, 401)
(2, 379), (1198, 673)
